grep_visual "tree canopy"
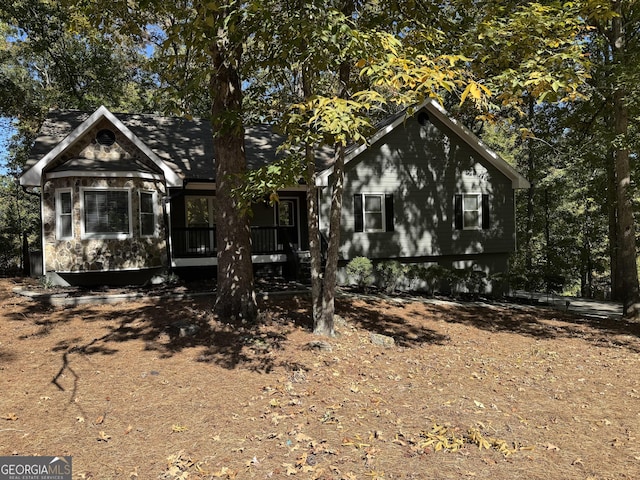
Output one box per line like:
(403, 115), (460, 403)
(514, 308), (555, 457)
(2, 0), (639, 320)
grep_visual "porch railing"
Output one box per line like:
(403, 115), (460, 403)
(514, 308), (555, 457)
(171, 226), (291, 258)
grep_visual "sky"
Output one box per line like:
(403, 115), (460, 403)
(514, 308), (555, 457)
(0, 116), (16, 175)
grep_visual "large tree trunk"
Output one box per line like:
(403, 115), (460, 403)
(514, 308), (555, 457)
(210, 28), (257, 322)
(611, 3), (639, 315)
(305, 145), (324, 329)
(613, 88), (639, 315)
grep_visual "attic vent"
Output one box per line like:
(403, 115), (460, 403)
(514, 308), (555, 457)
(417, 112), (430, 125)
(96, 129), (116, 146)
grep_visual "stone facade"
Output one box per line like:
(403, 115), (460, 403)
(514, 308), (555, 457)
(41, 124), (169, 274)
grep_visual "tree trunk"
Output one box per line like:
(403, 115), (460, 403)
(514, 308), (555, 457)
(613, 88), (639, 315)
(606, 146), (619, 300)
(611, 3), (639, 315)
(313, 45), (351, 335)
(210, 27), (257, 322)
(524, 96), (535, 290)
(315, 143), (346, 336)
(305, 145), (324, 328)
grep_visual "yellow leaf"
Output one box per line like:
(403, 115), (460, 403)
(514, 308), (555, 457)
(172, 424), (188, 432)
(97, 431), (111, 442)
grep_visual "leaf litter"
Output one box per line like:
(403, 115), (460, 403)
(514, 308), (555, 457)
(1, 278), (640, 479)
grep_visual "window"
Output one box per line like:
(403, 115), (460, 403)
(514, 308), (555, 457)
(139, 191), (155, 237)
(454, 193), (490, 230)
(82, 189), (131, 237)
(185, 196), (216, 253)
(56, 189), (73, 239)
(354, 193), (394, 233)
(186, 196), (215, 227)
(278, 200), (295, 227)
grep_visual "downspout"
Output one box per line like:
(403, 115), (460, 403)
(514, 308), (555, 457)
(22, 185), (43, 277)
(163, 190), (173, 274)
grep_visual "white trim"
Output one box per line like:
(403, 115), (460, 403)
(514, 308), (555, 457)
(461, 192), (482, 230)
(316, 99), (530, 189)
(139, 190), (156, 238)
(20, 105), (183, 187)
(171, 253), (287, 268)
(361, 193), (386, 233)
(46, 170), (164, 182)
(49, 265), (163, 274)
(55, 188), (74, 240)
(80, 186), (133, 239)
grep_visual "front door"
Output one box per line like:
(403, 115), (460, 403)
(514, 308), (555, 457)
(277, 198), (299, 250)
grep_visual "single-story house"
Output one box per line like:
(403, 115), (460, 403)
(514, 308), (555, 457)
(20, 100), (529, 289)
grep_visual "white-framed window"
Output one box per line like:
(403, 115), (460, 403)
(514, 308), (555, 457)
(354, 193), (394, 233)
(455, 193), (489, 230)
(139, 191), (156, 237)
(463, 194), (481, 229)
(56, 188), (73, 239)
(81, 188), (132, 239)
(363, 194), (385, 232)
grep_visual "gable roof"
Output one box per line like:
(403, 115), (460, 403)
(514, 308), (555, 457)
(316, 99), (530, 189)
(22, 106), (333, 187)
(21, 106), (184, 187)
(22, 102), (528, 190)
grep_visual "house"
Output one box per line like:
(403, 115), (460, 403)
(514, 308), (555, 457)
(20, 100), (529, 290)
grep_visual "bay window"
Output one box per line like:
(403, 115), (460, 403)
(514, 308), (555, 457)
(82, 188), (132, 238)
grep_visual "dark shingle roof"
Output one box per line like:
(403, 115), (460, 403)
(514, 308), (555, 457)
(27, 109), (335, 181)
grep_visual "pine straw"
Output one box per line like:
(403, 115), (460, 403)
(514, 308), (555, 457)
(1, 278), (639, 479)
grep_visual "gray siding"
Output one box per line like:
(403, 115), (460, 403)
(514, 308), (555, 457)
(321, 113), (516, 261)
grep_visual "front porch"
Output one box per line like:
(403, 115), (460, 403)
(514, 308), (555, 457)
(170, 226), (298, 268)
(168, 189), (309, 275)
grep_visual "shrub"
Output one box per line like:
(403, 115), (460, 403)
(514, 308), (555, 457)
(376, 260), (404, 294)
(346, 256), (373, 289)
(422, 264), (451, 295)
(466, 269), (487, 295)
(404, 264), (425, 290)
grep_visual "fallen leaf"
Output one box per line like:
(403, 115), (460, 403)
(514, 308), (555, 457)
(124, 425), (133, 434)
(76, 416), (85, 423)
(282, 463), (297, 475)
(2, 413), (18, 421)
(97, 431), (111, 442)
(172, 424), (188, 433)
(474, 400), (485, 409)
(95, 415), (105, 425)
(543, 442), (560, 451)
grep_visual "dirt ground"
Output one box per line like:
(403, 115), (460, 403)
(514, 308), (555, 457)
(1, 277), (639, 480)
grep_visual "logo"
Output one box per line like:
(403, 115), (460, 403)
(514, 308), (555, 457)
(0, 456), (72, 480)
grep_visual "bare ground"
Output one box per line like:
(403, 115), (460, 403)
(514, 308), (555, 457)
(1, 277), (639, 479)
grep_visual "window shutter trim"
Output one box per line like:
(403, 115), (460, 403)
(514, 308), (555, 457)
(354, 194), (363, 232)
(454, 194), (463, 230)
(482, 194), (490, 229)
(385, 194), (394, 232)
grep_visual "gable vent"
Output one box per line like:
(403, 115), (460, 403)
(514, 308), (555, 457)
(96, 129), (116, 146)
